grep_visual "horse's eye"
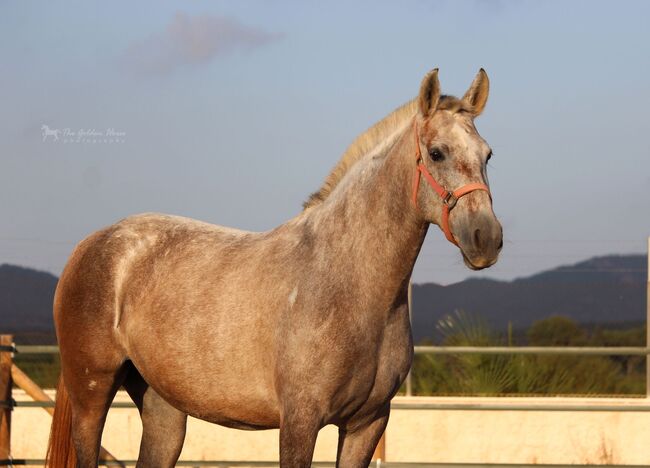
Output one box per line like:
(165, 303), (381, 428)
(486, 150), (493, 161)
(429, 148), (444, 162)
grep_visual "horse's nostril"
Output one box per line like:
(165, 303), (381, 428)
(498, 238), (503, 250)
(473, 229), (482, 249)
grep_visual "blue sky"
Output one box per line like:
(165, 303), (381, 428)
(1, 0), (649, 284)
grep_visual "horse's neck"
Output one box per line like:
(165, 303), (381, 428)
(306, 120), (427, 307)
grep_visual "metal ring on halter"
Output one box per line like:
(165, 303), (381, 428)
(443, 192), (458, 209)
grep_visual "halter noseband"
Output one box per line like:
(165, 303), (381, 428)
(411, 122), (491, 246)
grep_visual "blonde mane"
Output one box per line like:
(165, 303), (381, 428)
(303, 95), (468, 209)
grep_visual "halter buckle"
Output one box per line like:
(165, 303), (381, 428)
(443, 191), (458, 209)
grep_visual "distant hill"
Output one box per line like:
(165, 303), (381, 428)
(0, 264), (58, 343)
(411, 255), (647, 343)
(0, 254), (646, 344)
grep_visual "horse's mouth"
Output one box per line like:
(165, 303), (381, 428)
(461, 250), (497, 271)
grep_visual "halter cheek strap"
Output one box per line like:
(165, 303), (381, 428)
(411, 123), (491, 246)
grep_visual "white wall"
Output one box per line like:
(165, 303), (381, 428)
(12, 391), (650, 465)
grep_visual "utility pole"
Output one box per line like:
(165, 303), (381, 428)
(646, 237), (649, 397)
(406, 281), (413, 397)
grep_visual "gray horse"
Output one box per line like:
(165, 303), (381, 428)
(47, 69), (502, 468)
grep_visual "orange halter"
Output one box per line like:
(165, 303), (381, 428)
(411, 122), (491, 246)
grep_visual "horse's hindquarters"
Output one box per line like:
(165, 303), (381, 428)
(54, 215), (282, 431)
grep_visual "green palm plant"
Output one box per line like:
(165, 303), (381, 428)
(414, 310), (515, 395)
(412, 311), (644, 396)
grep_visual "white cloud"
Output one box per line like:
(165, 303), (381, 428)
(121, 12), (282, 76)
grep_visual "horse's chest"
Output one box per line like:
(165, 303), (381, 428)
(334, 306), (413, 418)
(370, 324), (413, 396)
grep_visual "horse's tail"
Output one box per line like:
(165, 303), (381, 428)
(45, 376), (77, 468)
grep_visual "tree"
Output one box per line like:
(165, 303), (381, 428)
(527, 315), (585, 346)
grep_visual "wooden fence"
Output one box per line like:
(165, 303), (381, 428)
(3, 334), (650, 467)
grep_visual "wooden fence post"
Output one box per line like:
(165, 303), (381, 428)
(0, 334), (13, 461)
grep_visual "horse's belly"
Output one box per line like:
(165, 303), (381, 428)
(182, 396), (281, 430)
(192, 410), (279, 430)
(126, 332), (281, 429)
(137, 360), (282, 429)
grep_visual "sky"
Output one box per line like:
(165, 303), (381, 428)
(1, 0), (649, 285)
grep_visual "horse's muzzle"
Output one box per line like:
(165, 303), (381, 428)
(457, 215), (503, 270)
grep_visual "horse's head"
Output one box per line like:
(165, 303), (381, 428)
(412, 69), (502, 270)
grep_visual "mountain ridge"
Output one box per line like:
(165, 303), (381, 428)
(0, 254), (646, 344)
(411, 254), (646, 342)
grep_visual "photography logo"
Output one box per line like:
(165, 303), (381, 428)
(41, 124), (126, 144)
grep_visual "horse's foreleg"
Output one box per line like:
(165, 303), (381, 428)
(278, 406), (321, 468)
(123, 366), (187, 468)
(336, 403), (390, 467)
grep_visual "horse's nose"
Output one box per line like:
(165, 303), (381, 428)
(472, 223), (503, 252)
(473, 228), (483, 250)
(453, 209), (503, 270)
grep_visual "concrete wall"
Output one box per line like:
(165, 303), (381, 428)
(12, 391), (650, 465)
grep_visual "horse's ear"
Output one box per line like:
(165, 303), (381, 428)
(462, 68), (490, 116)
(418, 69), (440, 118)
